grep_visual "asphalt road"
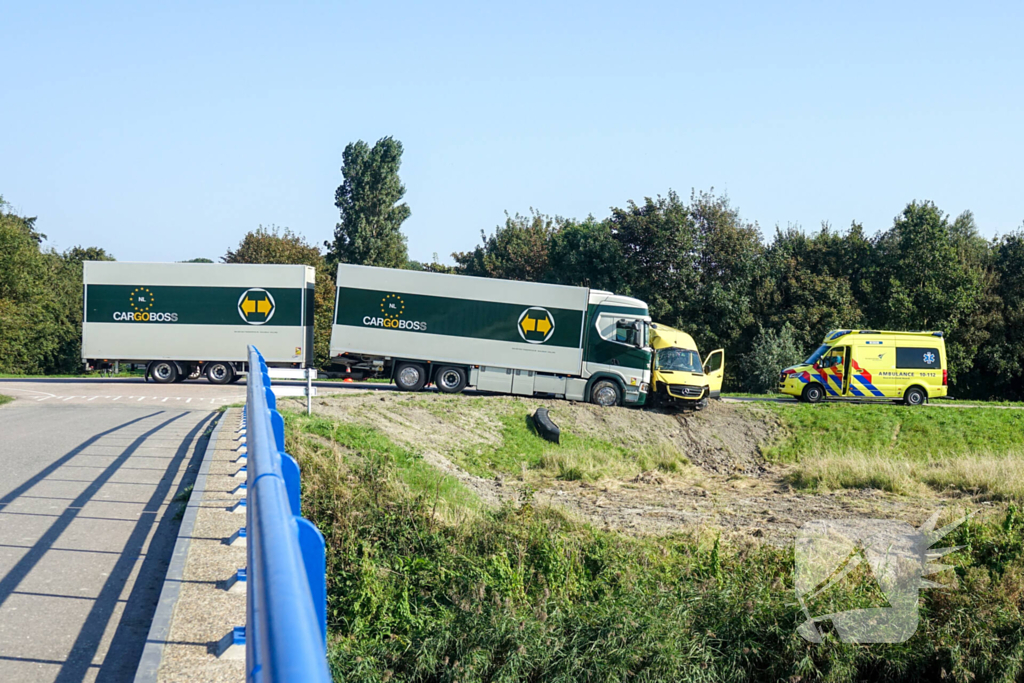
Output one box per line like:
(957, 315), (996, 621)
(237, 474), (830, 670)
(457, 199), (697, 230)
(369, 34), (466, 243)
(0, 395), (215, 682)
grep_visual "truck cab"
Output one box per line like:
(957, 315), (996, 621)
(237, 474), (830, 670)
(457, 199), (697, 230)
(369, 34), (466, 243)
(648, 323), (724, 409)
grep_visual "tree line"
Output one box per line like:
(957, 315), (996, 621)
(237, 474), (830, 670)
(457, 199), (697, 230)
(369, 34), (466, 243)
(2, 136), (1022, 399)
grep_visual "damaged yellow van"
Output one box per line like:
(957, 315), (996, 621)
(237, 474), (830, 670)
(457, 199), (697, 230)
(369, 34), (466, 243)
(780, 329), (947, 406)
(649, 323), (724, 409)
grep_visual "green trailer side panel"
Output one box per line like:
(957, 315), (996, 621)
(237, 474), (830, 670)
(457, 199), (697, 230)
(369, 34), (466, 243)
(85, 284), (302, 326)
(334, 286), (584, 348)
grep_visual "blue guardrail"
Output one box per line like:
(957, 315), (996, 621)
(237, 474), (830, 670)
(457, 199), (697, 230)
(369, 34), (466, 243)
(239, 345), (330, 682)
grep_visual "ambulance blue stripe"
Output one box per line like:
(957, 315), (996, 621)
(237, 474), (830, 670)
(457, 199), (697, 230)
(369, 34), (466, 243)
(854, 375), (885, 397)
(848, 385), (865, 397)
(818, 374), (839, 396)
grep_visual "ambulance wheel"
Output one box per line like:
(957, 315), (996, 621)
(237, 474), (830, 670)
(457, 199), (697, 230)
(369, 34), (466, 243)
(591, 380), (622, 407)
(395, 363), (427, 392)
(150, 361), (178, 384)
(802, 383), (825, 404)
(435, 366), (467, 393)
(206, 362), (235, 385)
(904, 386), (926, 406)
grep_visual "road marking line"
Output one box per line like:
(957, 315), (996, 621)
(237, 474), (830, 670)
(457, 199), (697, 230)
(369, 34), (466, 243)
(62, 397), (74, 401)
(88, 396), (99, 401)
(186, 398), (192, 403)
(161, 398), (168, 402)
(112, 396), (121, 401)
(137, 397), (145, 402)
(37, 397), (51, 402)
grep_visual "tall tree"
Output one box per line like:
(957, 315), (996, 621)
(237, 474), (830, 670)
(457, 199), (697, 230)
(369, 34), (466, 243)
(327, 136), (410, 268)
(755, 223), (864, 352)
(868, 202), (986, 381)
(684, 189), (763, 353)
(547, 217), (627, 292)
(452, 210), (554, 281)
(608, 190), (698, 324)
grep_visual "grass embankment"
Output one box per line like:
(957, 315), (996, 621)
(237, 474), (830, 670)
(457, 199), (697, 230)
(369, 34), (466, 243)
(285, 408), (1024, 683)
(411, 395), (689, 483)
(0, 395), (13, 407)
(759, 403), (1024, 501)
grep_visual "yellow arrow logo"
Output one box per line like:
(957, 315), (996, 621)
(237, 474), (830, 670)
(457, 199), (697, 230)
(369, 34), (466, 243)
(237, 288), (276, 325)
(517, 307), (555, 344)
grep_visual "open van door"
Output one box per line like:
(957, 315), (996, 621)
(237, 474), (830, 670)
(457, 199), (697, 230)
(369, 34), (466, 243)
(703, 349), (725, 399)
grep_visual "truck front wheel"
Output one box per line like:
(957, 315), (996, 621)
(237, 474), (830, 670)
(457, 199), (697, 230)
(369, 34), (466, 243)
(394, 363), (427, 392)
(150, 361), (178, 384)
(206, 362), (235, 385)
(435, 366), (467, 393)
(590, 379), (622, 407)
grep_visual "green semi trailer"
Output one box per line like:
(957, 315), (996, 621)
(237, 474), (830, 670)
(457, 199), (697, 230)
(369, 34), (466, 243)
(82, 261), (315, 383)
(330, 264), (653, 406)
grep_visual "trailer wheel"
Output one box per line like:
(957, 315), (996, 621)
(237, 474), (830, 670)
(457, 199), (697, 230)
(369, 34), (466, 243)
(435, 366), (467, 393)
(802, 383), (825, 404)
(150, 361), (178, 384)
(206, 362), (235, 385)
(394, 363), (427, 392)
(590, 379), (621, 407)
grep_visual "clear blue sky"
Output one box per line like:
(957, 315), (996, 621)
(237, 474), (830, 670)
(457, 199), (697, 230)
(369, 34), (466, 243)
(3, 1), (1022, 264)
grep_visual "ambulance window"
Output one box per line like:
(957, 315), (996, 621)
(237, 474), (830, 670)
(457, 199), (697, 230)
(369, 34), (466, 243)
(804, 345), (830, 365)
(896, 347), (941, 369)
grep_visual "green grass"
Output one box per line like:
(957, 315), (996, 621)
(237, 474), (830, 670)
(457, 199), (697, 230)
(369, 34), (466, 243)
(753, 402), (1024, 501)
(396, 395), (690, 483)
(759, 402), (1024, 462)
(0, 395), (13, 407)
(285, 410), (482, 521)
(0, 370), (146, 379)
(287, 409), (1024, 683)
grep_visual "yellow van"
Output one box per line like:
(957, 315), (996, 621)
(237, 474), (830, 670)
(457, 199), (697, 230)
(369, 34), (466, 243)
(779, 330), (947, 406)
(649, 323), (724, 409)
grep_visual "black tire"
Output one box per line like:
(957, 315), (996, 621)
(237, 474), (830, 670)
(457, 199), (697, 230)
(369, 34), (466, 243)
(590, 379), (622, 407)
(802, 383), (825, 404)
(394, 363), (427, 392)
(435, 366), (467, 394)
(229, 374), (242, 384)
(904, 386), (926, 406)
(206, 362), (235, 385)
(150, 361), (178, 384)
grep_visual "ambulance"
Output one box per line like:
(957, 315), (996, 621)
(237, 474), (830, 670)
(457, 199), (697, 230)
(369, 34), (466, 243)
(648, 323), (724, 409)
(779, 330), (947, 405)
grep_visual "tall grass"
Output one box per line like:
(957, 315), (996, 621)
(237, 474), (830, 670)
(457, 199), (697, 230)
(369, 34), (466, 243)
(285, 409), (1024, 683)
(0, 394), (13, 407)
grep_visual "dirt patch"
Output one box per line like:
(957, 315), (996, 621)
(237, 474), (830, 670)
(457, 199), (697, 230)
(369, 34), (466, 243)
(295, 391), (973, 543)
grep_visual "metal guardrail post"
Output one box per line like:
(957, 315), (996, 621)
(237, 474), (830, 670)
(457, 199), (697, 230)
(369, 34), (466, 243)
(241, 346), (330, 682)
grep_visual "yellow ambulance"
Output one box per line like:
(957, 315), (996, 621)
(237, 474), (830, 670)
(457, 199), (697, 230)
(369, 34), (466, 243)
(649, 323), (724, 409)
(779, 330), (947, 405)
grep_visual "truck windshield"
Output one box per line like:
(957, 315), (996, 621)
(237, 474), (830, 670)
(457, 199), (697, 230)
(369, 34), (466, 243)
(656, 348), (702, 373)
(804, 344), (830, 365)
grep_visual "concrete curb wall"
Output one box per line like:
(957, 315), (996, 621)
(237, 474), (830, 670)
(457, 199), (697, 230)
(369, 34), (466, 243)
(133, 410), (225, 682)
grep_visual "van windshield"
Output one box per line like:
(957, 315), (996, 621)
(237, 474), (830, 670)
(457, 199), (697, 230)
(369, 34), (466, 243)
(656, 348), (702, 373)
(804, 344), (830, 365)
